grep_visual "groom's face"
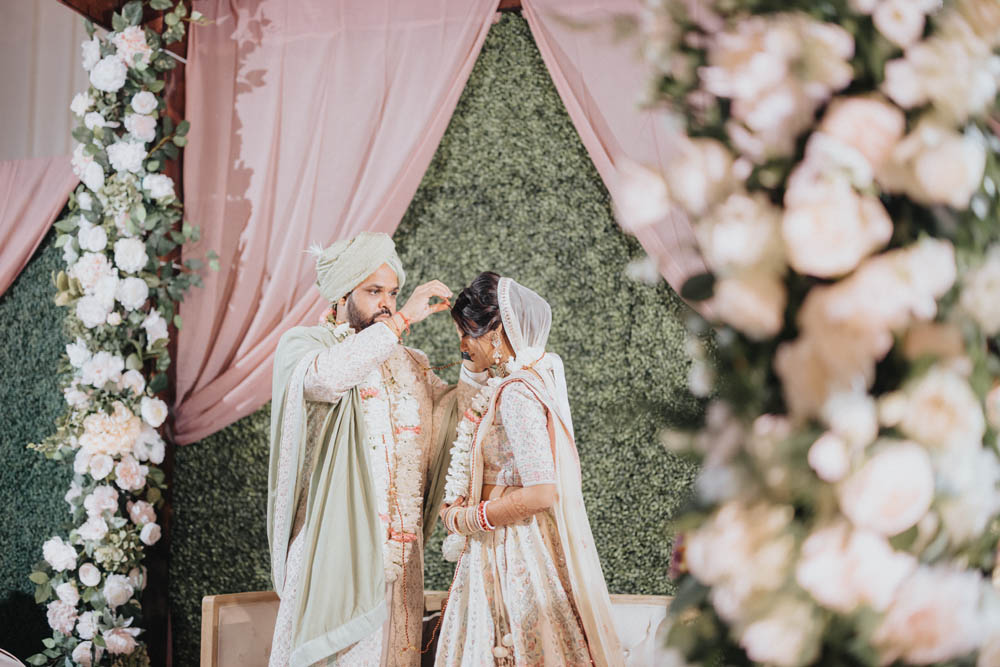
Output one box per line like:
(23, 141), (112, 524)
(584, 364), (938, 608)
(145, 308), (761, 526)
(342, 263), (400, 330)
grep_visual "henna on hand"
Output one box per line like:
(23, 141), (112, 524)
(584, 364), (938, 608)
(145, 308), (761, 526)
(484, 484), (557, 527)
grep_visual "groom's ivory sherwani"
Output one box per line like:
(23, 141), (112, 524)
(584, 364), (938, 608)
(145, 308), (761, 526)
(267, 321), (476, 667)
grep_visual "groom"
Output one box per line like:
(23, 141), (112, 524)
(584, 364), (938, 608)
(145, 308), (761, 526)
(267, 232), (475, 667)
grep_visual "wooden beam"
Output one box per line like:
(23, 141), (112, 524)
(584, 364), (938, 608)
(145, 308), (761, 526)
(498, 0), (522, 11)
(57, 0), (124, 30)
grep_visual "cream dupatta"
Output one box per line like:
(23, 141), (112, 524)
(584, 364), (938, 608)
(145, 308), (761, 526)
(463, 278), (625, 667)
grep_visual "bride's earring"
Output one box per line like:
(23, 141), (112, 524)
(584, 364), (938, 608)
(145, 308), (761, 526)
(492, 334), (502, 366)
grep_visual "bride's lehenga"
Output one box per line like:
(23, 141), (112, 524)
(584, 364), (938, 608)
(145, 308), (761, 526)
(435, 382), (593, 666)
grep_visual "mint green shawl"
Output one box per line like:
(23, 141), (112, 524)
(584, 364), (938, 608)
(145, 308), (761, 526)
(267, 325), (386, 666)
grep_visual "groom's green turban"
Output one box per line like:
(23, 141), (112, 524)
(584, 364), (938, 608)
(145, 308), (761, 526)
(309, 232), (406, 304)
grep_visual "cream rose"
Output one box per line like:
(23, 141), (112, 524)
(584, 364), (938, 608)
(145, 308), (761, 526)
(141, 396), (168, 428)
(873, 0), (929, 48)
(80, 350), (124, 388)
(77, 515), (109, 542)
(873, 565), (988, 664)
(79, 403), (142, 457)
(76, 611), (99, 640)
(837, 440), (934, 536)
(140, 522), (162, 546)
(107, 140), (147, 174)
(897, 367), (985, 452)
(818, 96), (905, 171)
(142, 173), (175, 200)
(935, 447), (1000, 545)
(124, 113), (157, 143)
(114, 455), (148, 491)
(103, 626), (140, 655)
(662, 137), (736, 216)
(119, 369), (146, 396)
(78, 562), (102, 588)
(46, 599), (77, 635)
(613, 160), (671, 231)
(66, 337), (91, 368)
(55, 581), (80, 606)
(695, 191), (784, 277)
(77, 222), (108, 253)
(807, 432), (850, 482)
(961, 246), (1000, 335)
(83, 485), (119, 518)
(708, 270), (787, 341)
(71, 641), (101, 667)
(822, 390), (878, 451)
(112, 25), (152, 68)
(102, 574), (134, 609)
(127, 500), (156, 526)
(739, 599), (822, 667)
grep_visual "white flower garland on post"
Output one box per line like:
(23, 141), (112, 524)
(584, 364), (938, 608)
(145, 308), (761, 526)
(27, 2), (211, 666)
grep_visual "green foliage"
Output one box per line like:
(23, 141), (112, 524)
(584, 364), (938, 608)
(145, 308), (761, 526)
(0, 231), (73, 658)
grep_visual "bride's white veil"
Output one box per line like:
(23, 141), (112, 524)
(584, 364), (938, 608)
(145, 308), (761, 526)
(497, 277), (575, 440)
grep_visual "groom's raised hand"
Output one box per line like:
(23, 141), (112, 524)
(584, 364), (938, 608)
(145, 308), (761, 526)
(398, 280), (452, 325)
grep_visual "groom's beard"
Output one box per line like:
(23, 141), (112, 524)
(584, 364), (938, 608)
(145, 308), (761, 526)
(346, 297), (391, 331)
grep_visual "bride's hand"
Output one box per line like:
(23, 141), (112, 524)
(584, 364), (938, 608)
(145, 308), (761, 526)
(439, 496), (466, 523)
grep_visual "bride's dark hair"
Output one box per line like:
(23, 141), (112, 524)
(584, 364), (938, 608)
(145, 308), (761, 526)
(451, 271), (502, 338)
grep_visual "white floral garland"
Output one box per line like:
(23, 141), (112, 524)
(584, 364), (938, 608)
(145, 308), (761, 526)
(28, 3), (210, 666)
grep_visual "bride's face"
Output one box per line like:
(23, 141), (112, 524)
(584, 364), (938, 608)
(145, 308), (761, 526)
(456, 323), (511, 373)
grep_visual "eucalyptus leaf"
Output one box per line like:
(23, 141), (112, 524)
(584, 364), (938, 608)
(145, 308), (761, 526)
(122, 1), (143, 26)
(28, 571), (49, 585)
(150, 0), (174, 9)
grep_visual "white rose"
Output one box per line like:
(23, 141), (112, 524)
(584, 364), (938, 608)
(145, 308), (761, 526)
(71, 640), (101, 667)
(56, 581), (80, 606)
(695, 191), (784, 277)
(114, 455), (148, 491)
(140, 522), (162, 546)
(961, 246), (1000, 335)
(93, 271), (120, 306)
(103, 626), (140, 655)
(88, 453), (114, 480)
(76, 611), (99, 640)
(74, 448), (93, 476)
(142, 173), (175, 200)
(124, 113), (157, 143)
(66, 337), (91, 368)
(81, 36), (101, 71)
(838, 440), (934, 536)
(102, 574), (134, 609)
(118, 369), (146, 396)
(77, 515), (108, 541)
(935, 447), (1000, 545)
(897, 367), (985, 452)
(613, 160), (671, 231)
(78, 562), (102, 588)
(822, 390), (878, 451)
(83, 485), (119, 518)
(64, 384), (91, 409)
(141, 396), (168, 428)
(882, 58), (924, 108)
(42, 536), (77, 572)
(46, 599), (78, 635)
(662, 137), (735, 217)
(818, 96), (905, 172)
(77, 222), (108, 253)
(106, 311), (122, 326)
(107, 140), (147, 174)
(807, 432), (850, 482)
(89, 55), (127, 92)
(76, 291), (114, 327)
(873, 565), (988, 664)
(738, 599), (821, 667)
(796, 521), (916, 614)
(81, 351), (124, 388)
(873, 0), (929, 48)
(127, 500), (156, 526)
(113, 237), (148, 274)
(71, 92), (92, 116)
(116, 276), (149, 311)
(63, 242), (79, 266)
(131, 91), (157, 114)
(141, 309), (169, 347)
(112, 25), (152, 68)
(708, 270), (787, 340)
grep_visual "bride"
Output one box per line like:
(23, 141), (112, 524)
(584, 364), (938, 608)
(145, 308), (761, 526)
(434, 272), (624, 666)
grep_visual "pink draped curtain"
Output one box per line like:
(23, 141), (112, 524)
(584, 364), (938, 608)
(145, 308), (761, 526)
(174, 0), (499, 445)
(0, 157), (78, 298)
(522, 0), (706, 293)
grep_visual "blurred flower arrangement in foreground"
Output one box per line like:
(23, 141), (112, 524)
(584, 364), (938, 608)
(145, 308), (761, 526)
(616, 0), (1000, 664)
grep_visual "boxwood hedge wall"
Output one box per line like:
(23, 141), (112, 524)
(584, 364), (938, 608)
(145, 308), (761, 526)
(0, 14), (700, 666)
